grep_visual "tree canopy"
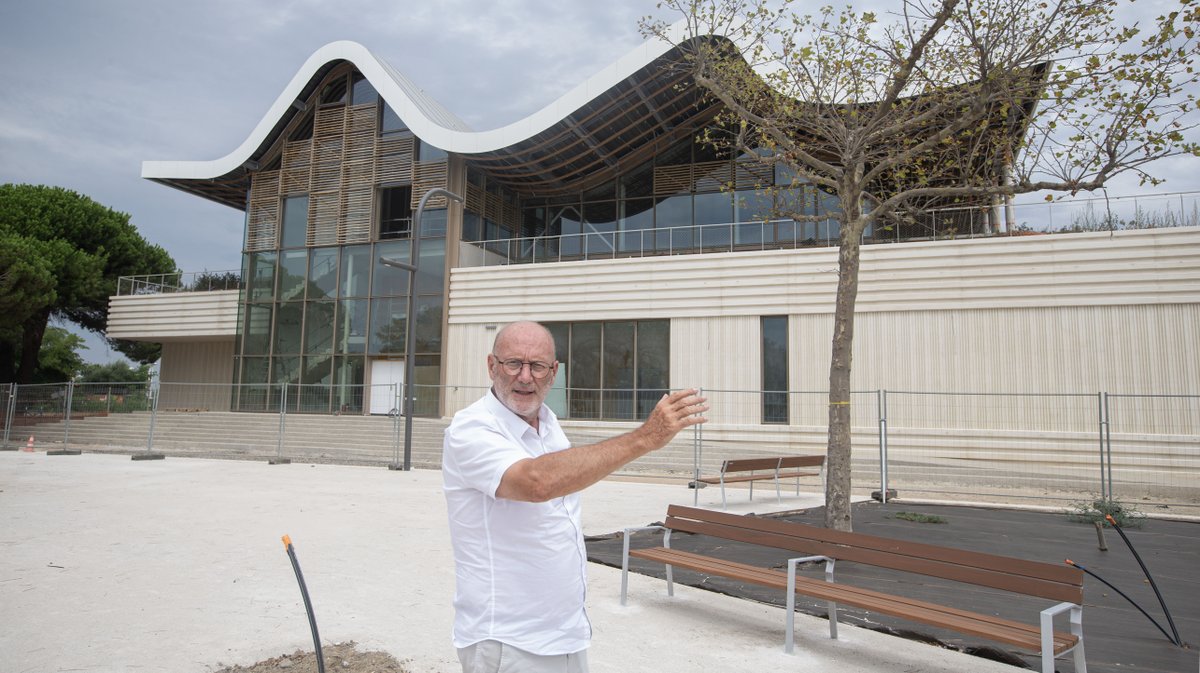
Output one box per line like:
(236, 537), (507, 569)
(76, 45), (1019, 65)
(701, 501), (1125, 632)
(0, 184), (176, 383)
(645, 0), (1200, 529)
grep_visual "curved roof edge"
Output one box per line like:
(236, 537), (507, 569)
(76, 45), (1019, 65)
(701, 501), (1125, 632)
(141, 19), (715, 181)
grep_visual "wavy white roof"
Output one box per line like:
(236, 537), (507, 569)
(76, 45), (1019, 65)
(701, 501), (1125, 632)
(142, 20), (709, 183)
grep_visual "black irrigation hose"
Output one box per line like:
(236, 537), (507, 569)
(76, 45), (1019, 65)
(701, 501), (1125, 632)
(1105, 514), (1183, 647)
(1065, 559), (1177, 645)
(282, 535), (327, 673)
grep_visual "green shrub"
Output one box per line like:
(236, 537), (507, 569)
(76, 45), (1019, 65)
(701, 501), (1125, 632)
(1069, 497), (1145, 528)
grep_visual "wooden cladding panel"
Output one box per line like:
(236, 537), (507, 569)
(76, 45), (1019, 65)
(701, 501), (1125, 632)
(246, 171), (280, 252)
(465, 183), (486, 214)
(346, 103), (377, 133)
(412, 160), (449, 208)
(483, 191), (504, 224)
(654, 164), (692, 196)
(315, 106), (346, 137)
(339, 187), (373, 244)
(735, 159), (774, 190)
(282, 142), (312, 195)
(376, 135), (414, 185)
(693, 160), (733, 192)
(308, 191), (340, 246)
(502, 202), (522, 232)
(653, 160), (775, 195)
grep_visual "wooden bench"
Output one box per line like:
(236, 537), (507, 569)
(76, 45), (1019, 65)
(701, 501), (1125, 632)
(620, 505), (1086, 673)
(695, 455), (825, 508)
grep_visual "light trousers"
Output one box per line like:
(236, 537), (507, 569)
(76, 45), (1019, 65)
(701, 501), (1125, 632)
(457, 639), (589, 673)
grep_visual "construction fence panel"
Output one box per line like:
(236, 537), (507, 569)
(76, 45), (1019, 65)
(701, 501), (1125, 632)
(1106, 394), (1200, 512)
(883, 391), (1106, 507)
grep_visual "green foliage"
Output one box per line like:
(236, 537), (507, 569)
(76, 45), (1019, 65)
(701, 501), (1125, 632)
(31, 326), (86, 383)
(78, 360), (152, 384)
(190, 270), (241, 291)
(0, 184), (176, 382)
(1069, 497), (1145, 528)
(0, 233), (56, 343)
(891, 511), (948, 524)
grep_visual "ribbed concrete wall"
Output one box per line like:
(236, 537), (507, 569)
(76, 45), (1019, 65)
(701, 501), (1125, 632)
(107, 290), (239, 341)
(158, 342), (236, 410)
(445, 227), (1200, 417)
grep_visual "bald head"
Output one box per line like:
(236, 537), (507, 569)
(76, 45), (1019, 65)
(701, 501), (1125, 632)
(493, 321), (555, 356)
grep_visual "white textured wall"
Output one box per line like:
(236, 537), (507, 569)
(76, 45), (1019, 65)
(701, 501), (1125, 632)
(445, 227), (1200, 417)
(108, 290), (239, 341)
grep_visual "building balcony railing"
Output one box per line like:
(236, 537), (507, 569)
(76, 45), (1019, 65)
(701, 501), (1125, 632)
(465, 190), (1200, 266)
(116, 270), (242, 297)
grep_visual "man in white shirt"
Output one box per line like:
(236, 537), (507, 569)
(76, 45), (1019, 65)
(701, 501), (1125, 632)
(443, 320), (708, 673)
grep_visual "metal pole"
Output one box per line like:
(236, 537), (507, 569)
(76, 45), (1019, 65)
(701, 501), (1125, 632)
(1098, 392), (1108, 501)
(391, 382), (400, 466)
(133, 379), (166, 461)
(63, 381), (73, 449)
(402, 188), (463, 471)
(1103, 391), (1113, 502)
(49, 381), (81, 456)
(272, 384), (290, 464)
(878, 389), (889, 504)
(147, 381), (159, 451)
(693, 387), (704, 507)
(2, 383), (14, 449)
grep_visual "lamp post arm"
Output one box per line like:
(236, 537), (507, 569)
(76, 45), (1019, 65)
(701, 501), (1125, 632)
(400, 187), (464, 470)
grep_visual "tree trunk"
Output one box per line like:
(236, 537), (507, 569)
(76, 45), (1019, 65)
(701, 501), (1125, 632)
(16, 309), (51, 384)
(825, 213), (865, 532)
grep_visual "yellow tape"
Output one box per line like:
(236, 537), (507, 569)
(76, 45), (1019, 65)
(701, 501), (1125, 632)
(829, 401), (851, 405)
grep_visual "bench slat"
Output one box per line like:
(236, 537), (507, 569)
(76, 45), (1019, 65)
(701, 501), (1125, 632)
(665, 505), (1082, 595)
(629, 546), (1078, 654)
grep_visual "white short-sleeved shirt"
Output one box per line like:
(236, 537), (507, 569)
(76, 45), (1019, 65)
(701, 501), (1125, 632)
(442, 390), (591, 655)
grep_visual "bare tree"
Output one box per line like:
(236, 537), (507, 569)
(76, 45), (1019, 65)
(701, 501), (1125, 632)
(644, 0), (1200, 530)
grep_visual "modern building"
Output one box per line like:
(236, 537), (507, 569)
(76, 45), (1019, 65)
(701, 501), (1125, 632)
(110, 27), (1200, 435)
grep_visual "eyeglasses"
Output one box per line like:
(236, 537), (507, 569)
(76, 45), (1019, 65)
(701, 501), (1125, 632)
(493, 355), (554, 379)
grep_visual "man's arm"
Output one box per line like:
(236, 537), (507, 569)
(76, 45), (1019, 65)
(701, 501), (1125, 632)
(495, 388), (708, 502)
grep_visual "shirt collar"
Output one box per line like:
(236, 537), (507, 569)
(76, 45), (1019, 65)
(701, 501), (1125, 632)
(485, 388), (548, 439)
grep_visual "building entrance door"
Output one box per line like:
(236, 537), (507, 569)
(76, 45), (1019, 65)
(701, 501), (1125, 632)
(369, 359), (405, 415)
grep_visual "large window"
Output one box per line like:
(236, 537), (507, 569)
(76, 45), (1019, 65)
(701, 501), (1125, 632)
(546, 319), (670, 421)
(281, 195), (309, 249)
(761, 316), (789, 423)
(379, 186), (412, 240)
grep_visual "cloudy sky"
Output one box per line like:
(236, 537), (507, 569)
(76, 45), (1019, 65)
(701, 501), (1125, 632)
(1, 0), (1195, 363)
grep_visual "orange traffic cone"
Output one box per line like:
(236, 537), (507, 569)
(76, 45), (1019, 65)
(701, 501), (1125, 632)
(22, 435), (34, 452)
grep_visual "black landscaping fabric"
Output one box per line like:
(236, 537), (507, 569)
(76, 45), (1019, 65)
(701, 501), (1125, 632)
(586, 501), (1198, 673)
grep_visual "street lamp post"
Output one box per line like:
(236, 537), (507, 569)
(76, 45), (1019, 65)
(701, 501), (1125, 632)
(380, 187), (463, 471)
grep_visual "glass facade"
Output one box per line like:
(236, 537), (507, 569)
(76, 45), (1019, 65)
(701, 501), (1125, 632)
(544, 320), (670, 421)
(231, 65), (843, 420)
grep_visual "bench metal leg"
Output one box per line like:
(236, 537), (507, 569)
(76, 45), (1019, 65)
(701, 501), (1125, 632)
(620, 530), (632, 606)
(786, 556), (838, 653)
(720, 476), (727, 510)
(664, 529), (674, 597)
(786, 559), (799, 653)
(1040, 602), (1086, 673)
(825, 559), (839, 640)
(620, 525), (667, 606)
(774, 471), (782, 503)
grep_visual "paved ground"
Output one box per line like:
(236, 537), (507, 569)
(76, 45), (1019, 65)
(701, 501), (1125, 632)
(0, 451), (1054, 673)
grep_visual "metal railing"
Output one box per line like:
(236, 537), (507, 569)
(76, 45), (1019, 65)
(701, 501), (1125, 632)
(465, 191), (1200, 266)
(3, 382), (1196, 515)
(115, 270), (242, 296)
